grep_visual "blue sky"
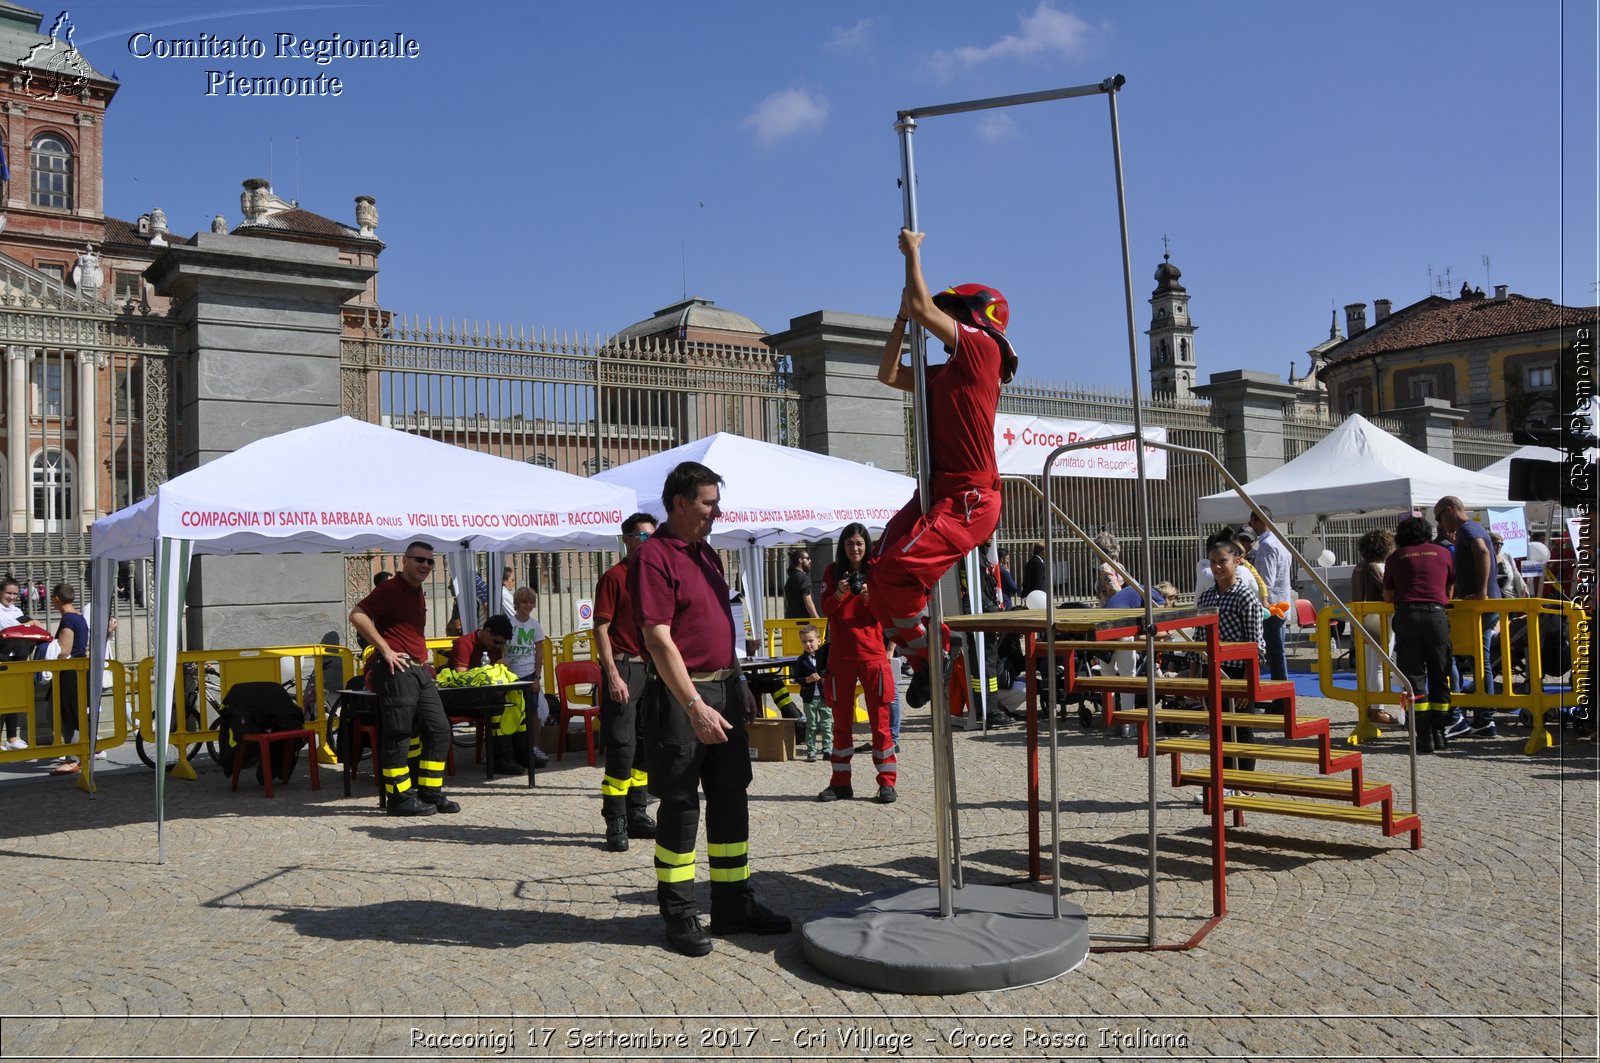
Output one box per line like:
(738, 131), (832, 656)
(54, 1), (1600, 391)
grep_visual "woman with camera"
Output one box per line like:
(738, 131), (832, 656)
(817, 523), (897, 804)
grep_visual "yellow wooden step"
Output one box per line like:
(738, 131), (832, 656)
(1156, 737), (1358, 769)
(1038, 639), (1258, 658)
(1178, 768), (1386, 803)
(1221, 793), (1403, 825)
(1116, 707), (1325, 730)
(1075, 675), (1296, 698)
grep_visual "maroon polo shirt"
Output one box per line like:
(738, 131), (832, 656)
(356, 574), (429, 671)
(447, 630), (502, 671)
(1383, 543), (1454, 606)
(594, 560), (644, 657)
(628, 524), (735, 673)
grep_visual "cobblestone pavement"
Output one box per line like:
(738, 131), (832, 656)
(0, 688), (1594, 1062)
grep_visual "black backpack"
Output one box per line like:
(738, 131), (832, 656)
(217, 681), (307, 784)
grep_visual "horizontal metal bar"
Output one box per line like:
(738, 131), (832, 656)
(898, 76), (1122, 121)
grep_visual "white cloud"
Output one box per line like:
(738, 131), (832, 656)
(828, 18), (874, 52)
(976, 113), (1018, 142)
(742, 88), (829, 146)
(936, 2), (1093, 67)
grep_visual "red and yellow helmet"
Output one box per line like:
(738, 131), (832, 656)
(934, 283), (1009, 333)
(933, 282), (1017, 383)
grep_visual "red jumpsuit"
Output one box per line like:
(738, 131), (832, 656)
(868, 322), (1004, 664)
(820, 563), (895, 789)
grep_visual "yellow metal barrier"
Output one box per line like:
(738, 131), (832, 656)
(0, 657), (129, 793)
(759, 617), (868, 723)
(1316, 603), (1404, 745)
(1320, 599), (1589, 754)
(764, 618), (827, 658)
(135, 644), (355, 780)
(1446, 597), (1589, 754)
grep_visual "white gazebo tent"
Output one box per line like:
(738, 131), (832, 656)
(87, 417), (638, 858)
(591, 432), (915, 638)
(1196, 413), (1515, 524)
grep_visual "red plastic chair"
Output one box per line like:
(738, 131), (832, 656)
(554, 660), (602, 766)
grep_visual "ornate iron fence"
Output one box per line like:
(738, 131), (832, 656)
(339, 313), (802, 638)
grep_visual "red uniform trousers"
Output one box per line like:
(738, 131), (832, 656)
(867, 477), (1002, 667)
(825, 654), (895, 788)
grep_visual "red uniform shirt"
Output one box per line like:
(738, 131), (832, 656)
(628, 525), (735, 672)
(819, 562), (885, 661)
(355, 575), (429, 672)
(927, 322), (1002, 489)
(1383, 543), (1454, 605)
(594, 559), (644, 657)
(447, 630), (502, 671)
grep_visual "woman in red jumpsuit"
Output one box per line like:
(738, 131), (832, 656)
(818, 522), (897, 804)
(872, 228), (1017, 708)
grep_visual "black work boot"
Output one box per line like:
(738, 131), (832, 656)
(817, 784), (853, 802)
(386, 792), (437, 817)
(489, 734), (522, 775)
(905, 664), (931, 709)
(1415, 716), (1434, 754)
(664, 913), (713, 956)
(603, 816), (629, 852)
(626, 807), (657, 839)
(709, 893), (792, 936)
(417, 788), (461, 814)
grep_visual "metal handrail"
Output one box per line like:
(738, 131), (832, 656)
(1000, 475), (1146, 598)
(1039, 432), (1421, 818)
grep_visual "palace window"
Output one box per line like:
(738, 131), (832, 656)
(114, 270), (143, 303)
(30, 448), (74, 524)
(29, 133), (73, 210)
(30, 358), (72, 417)
(1525, 365), (1554, 389)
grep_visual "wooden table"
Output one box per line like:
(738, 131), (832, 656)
(335, 679), (537, 808)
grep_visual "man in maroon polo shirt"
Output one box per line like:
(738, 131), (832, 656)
(350, 541), (461, 817)
(594, 510), (659, 853)
(629, 461), (791, 957)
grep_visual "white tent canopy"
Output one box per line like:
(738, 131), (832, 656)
(86, 417), (638, 859)
(593, 432), (916, 644)
(1477, 444), (1566, 483)
(592, 432), (915, 548)
(92, 417), (638, 559)
(1197, 413), (1516, 524)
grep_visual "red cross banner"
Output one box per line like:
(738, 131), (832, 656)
(993, 413), (1168, 479)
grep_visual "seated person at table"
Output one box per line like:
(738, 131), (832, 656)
(448, 615), (530, 774)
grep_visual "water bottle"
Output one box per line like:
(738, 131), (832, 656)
(480, 651), (490, 669)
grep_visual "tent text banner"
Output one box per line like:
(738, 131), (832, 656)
(994, 413), (1168, 479)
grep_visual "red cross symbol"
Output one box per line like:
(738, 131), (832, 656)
(1002, 427), (1016, 445)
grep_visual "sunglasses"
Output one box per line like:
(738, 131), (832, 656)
(405, 555), (435, 566)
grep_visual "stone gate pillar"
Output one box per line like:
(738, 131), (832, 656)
(1191, 369), (1299, 487)
(765, 310), (909, 474)
(147, 233), (374, 650)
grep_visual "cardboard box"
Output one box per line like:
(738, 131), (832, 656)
(746, 719), (795, 762)
(538, 722), (589, 755)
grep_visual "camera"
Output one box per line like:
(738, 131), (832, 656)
(845, 569), (867, 594)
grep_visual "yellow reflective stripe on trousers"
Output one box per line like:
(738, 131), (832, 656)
(654, 845), (695, 883)
(629, 768), (648, 789)
(382, 766), (412, 794)
(707, 839), (749, 882)
(601, 774), (629, 797)
(417, 759), (445, 788)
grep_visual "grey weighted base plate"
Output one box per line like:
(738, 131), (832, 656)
(801, 883), (1089, 995)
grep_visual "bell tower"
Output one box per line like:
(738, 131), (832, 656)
(1146, 241), (1197, 399)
